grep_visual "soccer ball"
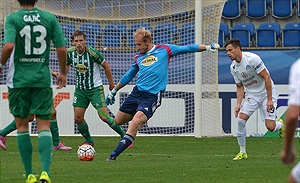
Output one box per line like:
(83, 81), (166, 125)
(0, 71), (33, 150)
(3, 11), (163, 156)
(77, 144), (96, 161)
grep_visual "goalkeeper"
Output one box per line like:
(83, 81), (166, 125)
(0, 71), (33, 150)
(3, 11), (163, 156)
(105, 27), (219, 161)
(0, 71), (72, 151)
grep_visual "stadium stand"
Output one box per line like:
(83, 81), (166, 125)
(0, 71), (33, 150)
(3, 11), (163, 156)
(282, 22), (300, 47)
(180, 23), (195, 45)
(222, 0), (241, 19)
(128, 23), (152, 47)
(245, 0), (269, 19)
(79, 23), (101, 47)
(271, 0), (294, 19)
(230, 23), (255, 47)
(219, 23), (229, 47)
(153, 23), (178, 45)
(60, 23), (75, 46)
(256, 23), (281, 47)
(103, 24), (127, 47)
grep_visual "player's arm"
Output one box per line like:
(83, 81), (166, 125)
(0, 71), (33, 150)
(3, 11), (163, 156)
(235, 83), (244, 117)
(56, 46), (67, 89)
(106, 64), (138, 105)
(259, 69), (273, 112)
(101, 61), (115, 91)
(0, 42), (14, 73)
(281, 105), (299, 165)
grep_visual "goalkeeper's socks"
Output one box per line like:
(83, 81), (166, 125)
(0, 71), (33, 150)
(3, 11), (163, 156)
(107, 119), (126, 137)
(17, 131), (33, 177)
(50, 120), (60, 146)
(111, 134), (134, 158)
(0, 119), (17, 136)
(38, 130), (52, 176)
(77, 120), (94, 143)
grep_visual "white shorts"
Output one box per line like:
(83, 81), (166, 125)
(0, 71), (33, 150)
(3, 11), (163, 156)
(291, 161), (300, 183)
(240, 91), (277, 121)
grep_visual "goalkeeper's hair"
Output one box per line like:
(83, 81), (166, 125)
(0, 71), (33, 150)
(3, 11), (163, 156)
(18, 0), (38, 6)
(225, 38), (242, 50)
(134, 27), (152, 43)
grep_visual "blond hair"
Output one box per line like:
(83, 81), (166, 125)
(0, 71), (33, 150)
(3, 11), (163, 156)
(134, 27), (152, 43)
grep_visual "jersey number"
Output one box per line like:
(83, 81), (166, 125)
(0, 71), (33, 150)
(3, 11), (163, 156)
(19, 25), (47, 55)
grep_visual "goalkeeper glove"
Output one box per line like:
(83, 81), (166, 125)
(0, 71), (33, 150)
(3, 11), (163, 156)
(106, 88), (117, 105)
(206, 43), (220, 53)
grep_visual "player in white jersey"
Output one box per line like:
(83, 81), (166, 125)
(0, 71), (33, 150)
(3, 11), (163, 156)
(225, 38), (284, 161)
(281, 58), (300, 183)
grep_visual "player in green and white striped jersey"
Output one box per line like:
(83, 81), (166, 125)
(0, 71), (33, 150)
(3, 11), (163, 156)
(67, 30), (126, 147)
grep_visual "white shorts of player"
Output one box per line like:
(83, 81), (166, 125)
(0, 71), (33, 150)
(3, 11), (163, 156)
(291, 161), (300, 183)
(239, 90), (277, 121)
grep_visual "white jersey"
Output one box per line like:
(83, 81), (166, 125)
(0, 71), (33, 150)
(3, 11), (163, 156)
(288, 59), (300, 106)
(230, 52), (275, 94)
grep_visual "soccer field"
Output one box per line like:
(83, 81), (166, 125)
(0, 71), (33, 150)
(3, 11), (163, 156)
(0, 136), (297, 183)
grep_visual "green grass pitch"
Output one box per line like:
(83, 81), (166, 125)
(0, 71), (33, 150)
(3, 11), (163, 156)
(0, 136), (298, 183)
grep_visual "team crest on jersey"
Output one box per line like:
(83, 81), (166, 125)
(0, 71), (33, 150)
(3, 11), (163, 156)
(141, 55), (158, 66)
(84, 59), (88, 63)
(246, 65), (252, 70)
(241, 72), (248, 78)
(75, 64), (88, 73)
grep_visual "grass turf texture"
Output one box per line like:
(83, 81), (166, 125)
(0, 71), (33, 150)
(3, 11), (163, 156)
(0, 136), (298, 183)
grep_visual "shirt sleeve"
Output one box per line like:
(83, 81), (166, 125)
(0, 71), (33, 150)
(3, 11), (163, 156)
(3, 15), (17, 44)
(166, 44), (199, 56)
(288, 60), (300, 106)
(120, 63), (139, 85)
(50, 14), (67, 48)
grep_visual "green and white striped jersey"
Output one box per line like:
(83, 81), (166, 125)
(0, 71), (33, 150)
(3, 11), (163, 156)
(67, 46), (105, 90)
(3, 7), (67, 88)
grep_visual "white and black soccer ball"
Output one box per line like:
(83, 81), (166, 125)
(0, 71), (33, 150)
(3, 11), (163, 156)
(77, 144), (96, 161)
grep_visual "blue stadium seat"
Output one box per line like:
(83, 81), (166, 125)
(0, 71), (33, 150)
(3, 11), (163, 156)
(79, 23), (101, 47)
(282, 22), (300, 47)
(230, 23), (255, 47)
(103, 24), (127, 47)
(128, 24), (152, 47)
(272, 0), (293, 19)
(60, 23), (75, 47)
(219, 23), (229, 47)
(246, 0), (268, 19)
(222, 0), (241, 19)
(180, 23), (195, 45)
(153, 23), (177, 45)
(256, 23), (281, 47)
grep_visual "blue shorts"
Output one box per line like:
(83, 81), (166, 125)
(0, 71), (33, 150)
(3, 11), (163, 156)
(119, 86), (162, 119)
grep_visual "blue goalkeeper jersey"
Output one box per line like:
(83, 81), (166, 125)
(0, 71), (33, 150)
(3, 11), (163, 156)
(120, 44), (200, 94)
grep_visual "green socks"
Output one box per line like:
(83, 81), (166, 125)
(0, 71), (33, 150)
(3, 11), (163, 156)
(50, 120), (60, 146)
(17, 131), (33, 177)
(38, 130), (52, 176)
(0, 120), (17, 136)
(107, 119), (126, 137)
(77, 120), (93, 143)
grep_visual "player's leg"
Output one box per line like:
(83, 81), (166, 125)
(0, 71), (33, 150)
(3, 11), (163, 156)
(31, 88), (53, 182)
(107, 89), (162, 161)
(261, 95), (283, 136)
(0, 114), (34, 150)
(50, 106), (72, 150)
(8, 88), (35, 181)
(90, 86), (126, 137)
(233, 95), (258, 160)
(0, 120), (16, 150)
(73, 87), (94, 146)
